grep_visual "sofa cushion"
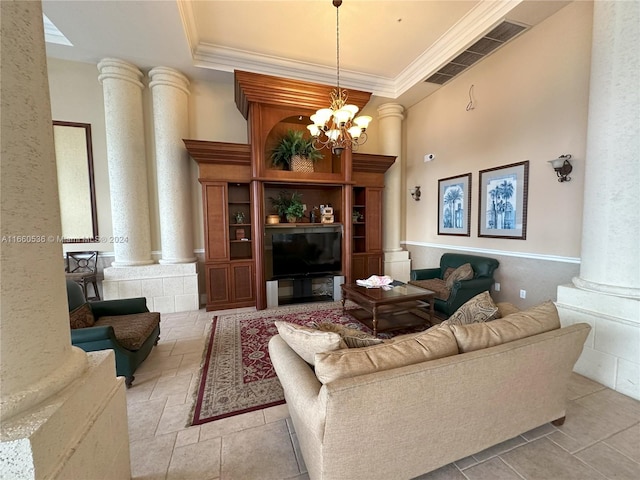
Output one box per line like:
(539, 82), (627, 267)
(449, 301), (561, 353)
(315, 322), (383, 348)
(445, 263), (474, 289)
(275, 321), (346, 365)
(408, 278), (450, 301)
(445, 291), (498, 326)
(69, 303), (95, 329)
(95, 312), (160, 351)
(314, 325), (458, 384)
(494, 302), (520, 319)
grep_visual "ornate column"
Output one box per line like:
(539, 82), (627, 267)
(0, 2), (130, 477)
(377, 103), (411, 281)
(557, 0), (640, 400)
(98, 58), (153, 266)
(148, 67), (195, 264)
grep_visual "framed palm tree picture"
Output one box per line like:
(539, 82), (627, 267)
(438, 173), (471, 236)
(478, 161), (529, 239)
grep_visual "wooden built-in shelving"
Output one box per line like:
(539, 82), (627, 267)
(186, 70), (395, 310)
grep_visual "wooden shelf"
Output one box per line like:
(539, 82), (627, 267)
(265, 223), (343, 229)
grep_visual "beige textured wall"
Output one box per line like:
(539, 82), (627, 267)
(47, 58), (112, 252)
(403, 1), (592, 307)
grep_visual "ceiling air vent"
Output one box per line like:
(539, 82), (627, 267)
(425, 20), (528, 85)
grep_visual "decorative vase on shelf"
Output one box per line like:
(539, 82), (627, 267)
(286, 214), (298, 223)
(234, 211), (245, 224)
(291, 155), (314, 173)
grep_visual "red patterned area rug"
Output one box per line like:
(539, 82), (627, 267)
(191, 302), (388, 425)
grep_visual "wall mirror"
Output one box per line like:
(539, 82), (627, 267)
(53, 121), (98, 242)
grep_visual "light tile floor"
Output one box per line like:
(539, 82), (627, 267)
(127, 308), (640, 480)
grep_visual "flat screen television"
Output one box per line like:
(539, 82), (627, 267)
(271, 231), (342, 279)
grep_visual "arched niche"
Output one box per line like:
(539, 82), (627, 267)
(264, 115), (341, 175)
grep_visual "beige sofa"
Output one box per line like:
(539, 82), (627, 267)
(268, 302), (590, 480)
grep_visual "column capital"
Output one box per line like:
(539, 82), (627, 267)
(377, 103), (405, 120)
(98, 58), (144, 89)
(149, 67), (190, 96)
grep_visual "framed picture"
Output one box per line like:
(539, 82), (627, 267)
(478, 161), (529, 239)
(438, 173), (471, 236)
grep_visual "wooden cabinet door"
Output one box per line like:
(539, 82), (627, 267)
(366, 254), (383, 277)
(351, 253), (383, 282)
(352, 254), (366, 282)
(366, 188), (383, 252)
(205, 262), (256, 309)
(203, 183), (229, 262)
(231, 262), (255, 304)
(206, 263), (230, 307)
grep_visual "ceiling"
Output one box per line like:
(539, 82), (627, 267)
(42, 0), (570, 108)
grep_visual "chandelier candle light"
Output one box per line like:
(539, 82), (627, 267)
(307, 0), (372, 155)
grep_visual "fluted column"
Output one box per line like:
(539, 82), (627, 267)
(556, 0), (639, 400)
(377, 103), (411, 281)
(149, 67), (196, 264)
(98, 58), (153, 266)
(1, 3), (130, 478)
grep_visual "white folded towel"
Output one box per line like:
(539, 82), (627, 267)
(356, 275), (394, 288)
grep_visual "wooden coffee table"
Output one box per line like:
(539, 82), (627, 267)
(341, 283), (435, 336)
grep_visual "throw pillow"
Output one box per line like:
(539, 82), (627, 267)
(69, 303), (95, 329)
(442, 267), (456, 282)
(274, 321), (346, 365)
(445, 291), (498, 326)
(449, 301), (561, 353)
(314, 325), (458, 384)
(315, 322), (383, 348)
(445, 263), (474, 289)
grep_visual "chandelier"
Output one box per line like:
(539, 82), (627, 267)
(307, 0), (372, 155)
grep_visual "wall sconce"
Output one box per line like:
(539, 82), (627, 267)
(548, 154), (573, 182)
(410, 186), (421, 201)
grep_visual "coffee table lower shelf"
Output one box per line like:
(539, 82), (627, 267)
(349, 307), (432, 335)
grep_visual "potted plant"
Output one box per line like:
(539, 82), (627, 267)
(270, 191), (305, 223)
(234, 211), (245, 224)
(270, 129), (323, 172)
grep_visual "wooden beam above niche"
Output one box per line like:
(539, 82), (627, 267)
(183, 140), (250, 165)
(352, 153), (396, 174)
(234, 70), (372, 119)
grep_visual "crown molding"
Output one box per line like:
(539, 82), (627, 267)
(193, 43), (397, 98)
(176, 0), (199, 55)
(394, 0), (524, 97)
(180, 0), (523, 100)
